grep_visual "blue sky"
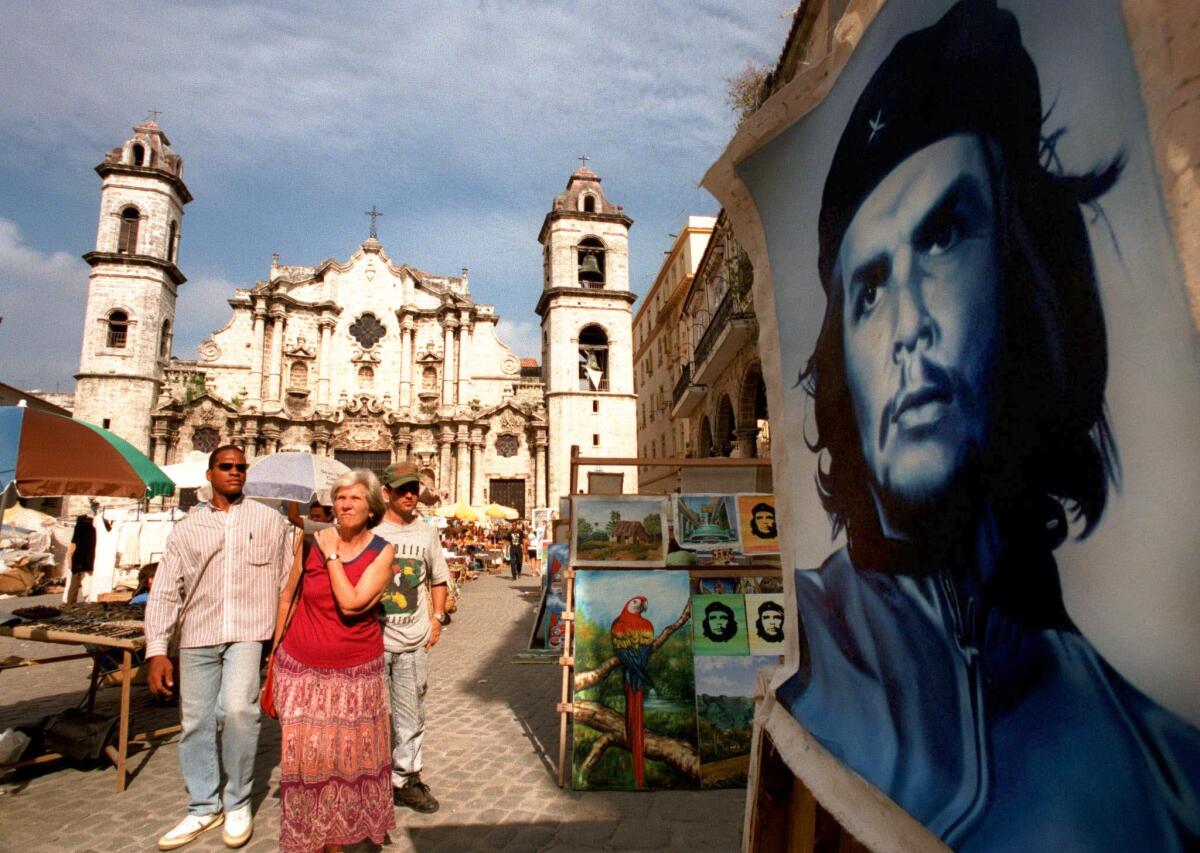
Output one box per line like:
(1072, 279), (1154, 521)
(575, 569), (691, 631)
(0, 1), (792, 392)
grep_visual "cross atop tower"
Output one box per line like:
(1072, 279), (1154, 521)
(364, 205), (383, 239)
(578, 154), (590, 169)
(147, 107), (162, 123)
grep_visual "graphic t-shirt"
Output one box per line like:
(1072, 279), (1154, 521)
(374, 516), (450, 653)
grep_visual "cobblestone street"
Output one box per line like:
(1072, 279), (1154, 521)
(0, 573), (746, 852)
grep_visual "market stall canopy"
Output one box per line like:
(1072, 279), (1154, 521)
(434, 500), (478, 522)
(484, 502), (520, 520)
(161, 451), (210, 490)
(243, 451), (351, 504)
(0, 406), (174, 502)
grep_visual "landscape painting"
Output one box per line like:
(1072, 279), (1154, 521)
(692, 593), (750, 656)
(571, 570), (699, 791)
(570, 496), (668, 567)
(735, 494), (780, 555)
(694, 656), (773, 788)
(674, 495), (739, 551)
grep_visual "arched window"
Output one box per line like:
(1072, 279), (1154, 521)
(118, 206), (139, 254)
(577, 237), (605, 288)
(167, 221), (177, 262)
(289, 361), (308, 388)
(131, 143), (145, 167)
(578, 325), (609, 391)
(582, 194), (596, 213)
(738, 363), (768, 458)
(357, 365), (374, 388)
(159, 319), (171, 358)
(107, 311), (129, 349)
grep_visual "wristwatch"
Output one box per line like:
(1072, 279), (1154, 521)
(433, 611), (449, 625)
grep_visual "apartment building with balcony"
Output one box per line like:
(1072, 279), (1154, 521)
(632, 216), (715, 493)
(672, 210), (769, 460)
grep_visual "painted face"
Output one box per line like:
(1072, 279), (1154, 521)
(838, 133), (1000, 510)
(761, 610), (783, 638)
(753, 510), (776, 535)
(706, 612), (729, 635)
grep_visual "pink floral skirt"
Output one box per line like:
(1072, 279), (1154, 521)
(274, 646), (395, 853)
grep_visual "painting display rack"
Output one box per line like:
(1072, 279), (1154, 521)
(555, 445), (777, 788)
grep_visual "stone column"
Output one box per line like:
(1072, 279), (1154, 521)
(399, 321), (413, 408)
(261, 425), (281, 456)
(438, 426), (453, 496)
(442, 317), (457, 405)
(242, 420), (260, 461)
(248, 304), (267, 406)
(317, 318), (334, 407)
(267, 307), (286, 403)
(469, 428), (485, 505)
(534, 431), (548, 510)
(455, 312), (470, 404)
(455, 425), (470, 505)
(150, 426), (168, 466)
(732, 426), (760, 459)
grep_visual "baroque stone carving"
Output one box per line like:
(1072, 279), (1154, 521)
(502, 354), (520, 375)
(198, 339), (221, 362)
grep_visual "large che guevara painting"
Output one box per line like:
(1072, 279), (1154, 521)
(718, 0), (1200, 849)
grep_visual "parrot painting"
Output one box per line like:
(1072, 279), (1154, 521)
(611, 595), (655, 787)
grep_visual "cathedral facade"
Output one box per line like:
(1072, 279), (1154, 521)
(73, 121), (638, 515)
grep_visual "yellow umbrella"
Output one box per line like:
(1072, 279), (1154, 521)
(434, 500), (478, 522)
(485, 502), (520, 520)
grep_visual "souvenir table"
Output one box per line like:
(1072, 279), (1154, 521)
(0, 603), (180, 791)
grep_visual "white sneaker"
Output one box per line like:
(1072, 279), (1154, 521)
(222, 804), (253, 848)
(157, 812), (224, 851)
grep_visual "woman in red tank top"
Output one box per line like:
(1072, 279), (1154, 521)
(271, 469), (395, 853)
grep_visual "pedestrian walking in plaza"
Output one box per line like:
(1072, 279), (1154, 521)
(64, 512), (97, 604)
(509, 524), (523, 580)
(272, 468), (396, 853)
(374, 461), (449, 814)
(145, 446), (294, 851)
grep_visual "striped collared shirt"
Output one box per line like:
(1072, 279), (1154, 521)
(144, 497), (294, 657)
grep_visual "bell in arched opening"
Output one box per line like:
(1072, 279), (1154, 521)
(578, 251), (603, 284)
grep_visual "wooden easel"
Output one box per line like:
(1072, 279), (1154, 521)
(555, 445), (776, 787)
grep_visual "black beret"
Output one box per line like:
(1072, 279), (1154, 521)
(818, 0), (1042, 292)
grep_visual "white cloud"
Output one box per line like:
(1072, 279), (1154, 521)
(0, 219), (90, 391)
(173, 272), (245, 360)
(494, 318), (541, 360)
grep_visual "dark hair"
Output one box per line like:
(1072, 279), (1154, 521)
(701, 601), (738, 642)
(802, 132), (1122, 557)
(748, 503), (777, 538)
(207, 444), (244, 470)
(755, 600), (785, 641)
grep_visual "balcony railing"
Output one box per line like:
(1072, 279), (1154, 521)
(672, 363), (693, 408)
(693, 289), (735, 369)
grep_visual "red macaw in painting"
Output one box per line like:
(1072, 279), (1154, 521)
(611, 595), (655, 787)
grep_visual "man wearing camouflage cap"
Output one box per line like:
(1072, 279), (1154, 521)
(376, 461), (449, 813)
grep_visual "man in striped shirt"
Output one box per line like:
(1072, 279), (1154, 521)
(145, 445), (293, 851)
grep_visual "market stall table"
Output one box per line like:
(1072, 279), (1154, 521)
(0, 613), (180, 791)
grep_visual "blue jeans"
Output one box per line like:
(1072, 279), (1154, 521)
(178, 642), (263, 815)
(384, 648), (427, 789)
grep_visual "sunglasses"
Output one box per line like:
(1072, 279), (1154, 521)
(216, 462), (249, 472)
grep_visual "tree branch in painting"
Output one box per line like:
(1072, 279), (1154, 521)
(573, 700), (699, 777)
(573, 598), (692, 691)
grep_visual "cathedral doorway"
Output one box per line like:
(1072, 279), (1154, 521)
(334, 450), (391, 481)
(488, 478), (526, 519)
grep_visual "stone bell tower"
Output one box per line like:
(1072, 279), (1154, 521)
(536, 161), (639, 507)
(74, 118), (191, 454)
